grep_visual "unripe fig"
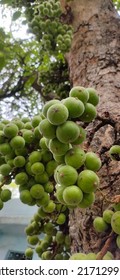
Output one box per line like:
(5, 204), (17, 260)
(116, 235), (120, 249)
(69, 86), (89, 104)
(111, 211), (120, 234)
(37, 192), (50, 207)
(39, 119), (56, 139)
(25, 224), (34, 236)
(0, 189), (12, 202)
(44, 222), (55, 235)
(103, 209), (114, 224)
(15, 172), (28, 185)
(80, 103), (97, 122)
(35, 245), (43, 255)
(3, 123), (18, 138)
(25, 248), (33, 259)
(43, 200), (56, 213)
(70, 253), (86, 260)
(42, 99), (60, 117)
(12, 119), (24, 130)
(39, 137), (48, 150)
(0, 163), (12, 176)
(10, 135), (25, 149)
(86, 88), (99, 106)
(54, 164), (64, 182)
(77, 170), (99, 193)
(103, 251), (114, 260)
(49, 138), (70, 156)
(13, 156), (26, 167)
(63, 185), (83, 206)
(25, 162), (33, 176)
(21, 117), (30, 123)
(31, 162), (45, 175)
(20, 190), (34, 205)
(44, 235), (53, 244)
(56, 121), (80, 144)
(65, 146), (86, 169)
(44, 181), (54, 193)
(15, 147), (28, 156)
(56, 213), (66, 224)
(27, 235), (39, 245)
(23, 130), (34, 144)
(78, 192), (95, 208)
(57, 165), (78, 186)
(53, 154), (65, 164)
(0, 198), (4, 210)
(54, 254), (63, 260)
(34, 126), (42, 139)
(0, 122), (5, 130)
(72, 126), (86, 145)
(55, 185), (66, 204)
(35, 172), (49, 184)
(0, 131), (5, 144)
(30, 184), (44, 199)
(47, 103), (69, 125)
(0, 143), (12, 155)
(86, 253), (96, 260)
(29, 151), (42, 164)
(55, 231), (65, 244)
(85, 152), (101, 171)
(62, 97), (84, 118)
(46, 160), (58, 177)
(31, 115), (42, 127)
(37, 207), (48, 218)
(93, 217), (108, 232)
(113, 203), (120, 211)
(41, 251), (52, 260)
(42, 150), (53, 162)
(109, 145), (120, 161)
(64, 235), (71, 247)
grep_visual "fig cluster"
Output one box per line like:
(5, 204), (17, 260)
(0, 114), (57, 209)
(24, 206), (71, 260)
(27, 0), (73, 54)
(0, 85), (101, 259)
(39, 86), (100, 209)
(38, 59), (71, 101)
(69, 250), (114, 260)
(93, 207), (120, 250)
(0, 86), (100, 212)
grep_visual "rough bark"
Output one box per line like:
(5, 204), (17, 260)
(60, 0), (120, 259)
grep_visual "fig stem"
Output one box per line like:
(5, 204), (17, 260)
(96, 231), (114, 260)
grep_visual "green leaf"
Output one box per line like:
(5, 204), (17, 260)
(0, 0), (13, 4)
(24, 75), (37, 89)
(12, 11), (22, 21)
(0, 52), (6, 70)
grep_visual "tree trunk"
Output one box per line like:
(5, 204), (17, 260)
(60, 0), (120, 259)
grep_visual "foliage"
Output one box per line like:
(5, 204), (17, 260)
(0, 30), (43, 118)
(113, 0), (120, 10)
(0, 28), (13, 71)
(0, 0), (73, 119)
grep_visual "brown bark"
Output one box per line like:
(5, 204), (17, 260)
(60, 0), (120, 259)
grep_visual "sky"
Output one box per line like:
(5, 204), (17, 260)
(0, 5), (29, 39)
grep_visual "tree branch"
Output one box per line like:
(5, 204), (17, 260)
(0, 76), (25, 100)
